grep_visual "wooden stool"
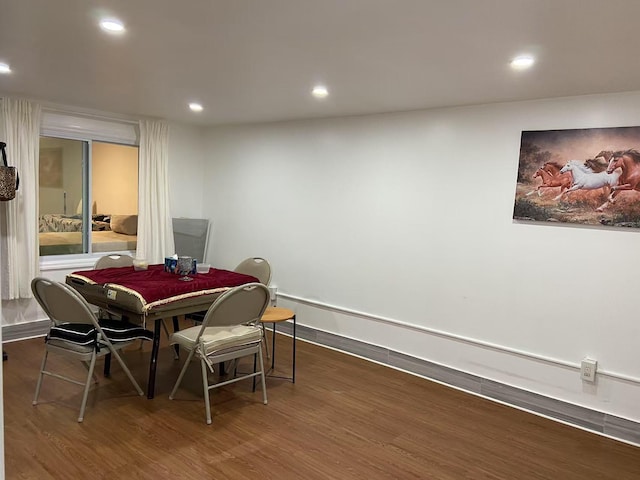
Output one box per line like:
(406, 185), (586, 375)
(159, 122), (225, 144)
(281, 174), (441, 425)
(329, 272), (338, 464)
(260, 306), (296, 383)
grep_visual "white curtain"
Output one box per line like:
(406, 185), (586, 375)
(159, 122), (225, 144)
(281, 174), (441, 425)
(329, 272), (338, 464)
(0, 98), (41, 300)
(137, 120), (174, 264)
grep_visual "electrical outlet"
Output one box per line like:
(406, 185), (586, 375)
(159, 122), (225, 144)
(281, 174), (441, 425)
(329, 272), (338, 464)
(580, 358), (597, 382)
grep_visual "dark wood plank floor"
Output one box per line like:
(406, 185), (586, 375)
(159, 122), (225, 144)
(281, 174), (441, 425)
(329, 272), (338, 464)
(3, 324), (640, 479)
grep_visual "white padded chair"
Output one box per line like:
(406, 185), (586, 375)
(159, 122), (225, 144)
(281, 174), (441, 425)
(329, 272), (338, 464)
(186, 257), (271, 325)
(169, 283), (270, 424)
(93, 254), (134, 322)
(94, 253), (134, 269)
(234, 257), (271, 285)
(233, 257), (273, 358)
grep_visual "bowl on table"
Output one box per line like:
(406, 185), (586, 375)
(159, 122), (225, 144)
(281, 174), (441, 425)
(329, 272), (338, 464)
(133, 258), (148, 271)
(196, 263), (210, 274)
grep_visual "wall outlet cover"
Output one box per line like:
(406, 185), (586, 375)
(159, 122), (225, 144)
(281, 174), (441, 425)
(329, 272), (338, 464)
(580, 358), (597, 382)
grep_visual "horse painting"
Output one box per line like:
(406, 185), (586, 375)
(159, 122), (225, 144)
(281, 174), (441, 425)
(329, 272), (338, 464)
(605, 149), (640, 202)
(558, 160), (621, 210)
(526, 162), (572, 197)
(515, 127), (640, 229)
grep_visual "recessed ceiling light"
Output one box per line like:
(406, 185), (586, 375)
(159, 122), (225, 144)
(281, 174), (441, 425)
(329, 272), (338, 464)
(511, 55), (535, 70)
(0, 63), (11, 74)
(311, 85), (329, 99)
(99, 18), (125, 34)
(189, 103), (203, 112)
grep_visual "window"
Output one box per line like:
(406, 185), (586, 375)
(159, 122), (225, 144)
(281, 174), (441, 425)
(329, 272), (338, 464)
(38, 136), (139, 256)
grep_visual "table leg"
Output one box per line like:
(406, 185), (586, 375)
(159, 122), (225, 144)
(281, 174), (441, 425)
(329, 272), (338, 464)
(172, 316), (180, 357)
(104, 353), (112, 377)
(147, 318), (162, 399)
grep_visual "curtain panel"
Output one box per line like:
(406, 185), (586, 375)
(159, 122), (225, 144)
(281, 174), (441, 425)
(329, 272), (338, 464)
(137, 120), (174, 264)
(0, 98), (41, 300)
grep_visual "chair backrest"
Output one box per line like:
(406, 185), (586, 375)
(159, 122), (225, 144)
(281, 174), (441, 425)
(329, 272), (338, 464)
(94, 254), (134, 269)
(31, 277), (98, 327)
(234, 257), (271, 285)
(199, 283), (270, 332)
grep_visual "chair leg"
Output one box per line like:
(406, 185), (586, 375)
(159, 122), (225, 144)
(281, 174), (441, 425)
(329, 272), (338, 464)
(78, 350), (98, 422)
(169, 349), (196, 400)
(201, 358), (212, 425)
(261, 323), (270, 360)
(252, 353), (257, 392)
(32, 350), (49, 406)
(160, 319), (169, 338)
(161, 320), (179, 360)
(228, 359), (238, 378)
(258, 344), (268, 405)
(106, 344), (144, 396)
(79, 359), (100, 384)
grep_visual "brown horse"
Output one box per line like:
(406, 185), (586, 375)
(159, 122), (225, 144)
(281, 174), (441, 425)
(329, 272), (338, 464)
(584, 158), (607, 173)
(605, 149), (640, 201)
(526, 162), (572, 197)
(541, 161), (564, 176)
(595, 150), (614, 163)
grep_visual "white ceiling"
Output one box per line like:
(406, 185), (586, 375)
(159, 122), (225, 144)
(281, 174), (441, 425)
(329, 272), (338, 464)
(1, 0), (640, 126)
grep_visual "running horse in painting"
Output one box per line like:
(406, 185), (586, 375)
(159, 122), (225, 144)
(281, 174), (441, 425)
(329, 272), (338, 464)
(595, 150), (615, 164)
(583, 158), (607, 173)
(604, 149), (640, 202)
(558, 160), (621, 210)
(526, 162), (572, 197)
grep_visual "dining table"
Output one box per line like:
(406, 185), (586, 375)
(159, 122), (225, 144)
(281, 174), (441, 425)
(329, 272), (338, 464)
(66, 264), (259, 398)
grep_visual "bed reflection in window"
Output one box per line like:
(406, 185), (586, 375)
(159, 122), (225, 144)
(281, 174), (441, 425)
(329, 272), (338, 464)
(38, 214), (137, 256)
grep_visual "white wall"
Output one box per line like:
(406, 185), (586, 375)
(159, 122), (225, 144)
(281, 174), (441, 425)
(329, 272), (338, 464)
(167, 122), (207, 219)
(201, 91), (640, 422)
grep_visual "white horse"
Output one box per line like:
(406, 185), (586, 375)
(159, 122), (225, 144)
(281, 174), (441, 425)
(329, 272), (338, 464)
(556, 160), (621, 211)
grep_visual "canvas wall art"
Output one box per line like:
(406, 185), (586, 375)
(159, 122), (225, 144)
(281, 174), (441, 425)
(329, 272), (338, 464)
(513, 126), (640, 228)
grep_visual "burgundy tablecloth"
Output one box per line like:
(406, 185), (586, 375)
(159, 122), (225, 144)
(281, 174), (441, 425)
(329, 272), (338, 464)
(68, 264), (258, 309)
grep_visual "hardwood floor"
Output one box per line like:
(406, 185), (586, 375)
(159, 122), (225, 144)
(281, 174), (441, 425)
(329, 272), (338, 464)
(3, 326), (640, 479)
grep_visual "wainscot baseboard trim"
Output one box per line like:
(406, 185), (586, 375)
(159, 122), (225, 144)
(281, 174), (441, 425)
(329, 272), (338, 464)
(269, 321), (640, 448)
(2, 320), (49, 343)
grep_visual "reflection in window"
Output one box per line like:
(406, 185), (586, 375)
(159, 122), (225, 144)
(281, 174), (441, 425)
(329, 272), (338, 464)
(38, 137), (138, 256)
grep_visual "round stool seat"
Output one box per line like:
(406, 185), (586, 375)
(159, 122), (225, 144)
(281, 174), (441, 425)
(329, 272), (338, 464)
(261, 306), (294, 323)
